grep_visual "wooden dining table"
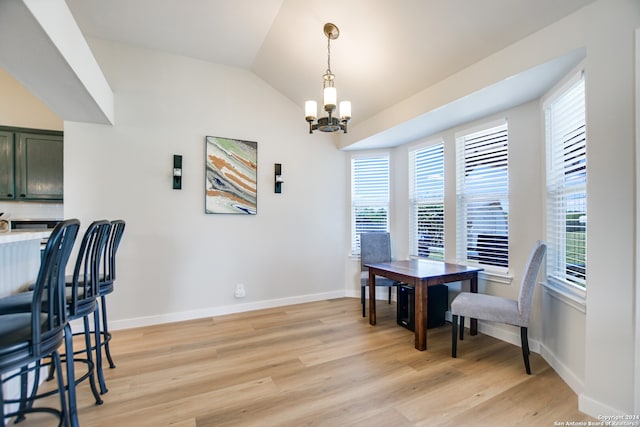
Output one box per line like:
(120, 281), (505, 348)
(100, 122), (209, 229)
(366, 259), (483, 351)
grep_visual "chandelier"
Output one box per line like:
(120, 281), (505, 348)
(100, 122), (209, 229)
(305, 23), (351, 134)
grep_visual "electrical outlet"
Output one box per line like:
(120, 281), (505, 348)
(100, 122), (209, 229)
(234, 283), (246, 298)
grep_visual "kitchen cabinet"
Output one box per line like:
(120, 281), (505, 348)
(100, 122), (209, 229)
(0, 127), (63, 201)
(0, 130), (14, 200)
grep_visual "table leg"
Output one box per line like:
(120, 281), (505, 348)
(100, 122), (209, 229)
(368, 269), (376, 325)
(470, 273), (478, 336)
(414, 280), (427, 351)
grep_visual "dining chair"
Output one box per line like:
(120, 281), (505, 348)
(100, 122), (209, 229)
(360, 232), (399, 317)
(450, 240), (546, 374)
(0, 219), (79, 427)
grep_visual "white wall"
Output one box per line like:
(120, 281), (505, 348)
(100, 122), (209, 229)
(63, 39), (347, 328)
(580, 0), (638, 416)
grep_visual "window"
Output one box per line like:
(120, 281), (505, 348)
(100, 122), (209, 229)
(409, 141), (444, 260)
(456, 121), (509, 269)
(351, 154), (390, 255)
(545, 75), (586, 289)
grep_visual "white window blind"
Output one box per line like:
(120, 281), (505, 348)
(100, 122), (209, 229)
(456, 122), (509, 268)
(409, 142), (444, 260)
(545, 77), (586, 288)
(351, 154), (390, 255)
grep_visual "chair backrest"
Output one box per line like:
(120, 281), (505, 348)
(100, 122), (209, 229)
(31, 219), (80, 353)
(360, 232), (392, 270)
(517, 240), (547, 325)
(103, 219), (125, 284)
(68, 220), (111, 314)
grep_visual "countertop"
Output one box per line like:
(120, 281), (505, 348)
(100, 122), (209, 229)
(0, 230), (51, 244)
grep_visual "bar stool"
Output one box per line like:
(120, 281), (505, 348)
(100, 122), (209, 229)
(63, 220), (111, 422)
(0, 220), (110, 426)
(94, 219), (125, 394)
(0, 219), (79, 427)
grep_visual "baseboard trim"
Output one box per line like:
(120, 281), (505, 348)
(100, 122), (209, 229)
(538, 342), (584, 395)
(579, 393), (627, 420)
(346, 287), (397, 301)
(109, 290), (346, 330)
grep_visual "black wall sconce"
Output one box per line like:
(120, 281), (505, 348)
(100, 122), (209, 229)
(173, 155), (182, 190)
(274, 163), (283, 193)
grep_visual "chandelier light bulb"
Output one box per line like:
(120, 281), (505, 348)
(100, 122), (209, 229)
(323, 87), (337, 111)
(305, 100), (317, 121)
(339, 101), (351, 120)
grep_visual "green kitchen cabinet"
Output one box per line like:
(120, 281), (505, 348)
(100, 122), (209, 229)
(0, 130), (15, 200)
(0, 127), (63, 201)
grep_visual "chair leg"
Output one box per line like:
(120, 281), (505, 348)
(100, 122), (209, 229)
(52, 350), (71, 427)
(83, 316), (104, 404)
(0, 377), (4, 422)
(23, 361), (42, 418)
(94, 308), (108, 394)
(15, 365), (29, 423)
(361, 286), (365, 317)
(64, 323), (80, 427)
(388, 286), (392, 304)
(459, 316), (465, 340)
(101, 295), (116, 369)
(451, 314), (458, 358)
(520, 327), (532, 375)
(47, 355), (56, 381)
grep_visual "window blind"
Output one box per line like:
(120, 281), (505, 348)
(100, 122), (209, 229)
(456, 122), (509, 268)
(546, 77), (586, 287)
(351, 154), (390, 255)
(409, 142), (444, 260)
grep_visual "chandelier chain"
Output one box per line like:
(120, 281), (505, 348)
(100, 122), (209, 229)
(326, 36), (332, 74)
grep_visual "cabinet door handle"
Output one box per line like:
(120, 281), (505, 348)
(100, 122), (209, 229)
(7, 194), (12, 198)
(19, 194), (26, 198)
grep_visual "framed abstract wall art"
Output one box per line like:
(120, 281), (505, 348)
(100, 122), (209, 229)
(205, 136), (257, 214)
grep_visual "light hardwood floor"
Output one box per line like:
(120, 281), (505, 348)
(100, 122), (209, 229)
(24, 298), (593, 426)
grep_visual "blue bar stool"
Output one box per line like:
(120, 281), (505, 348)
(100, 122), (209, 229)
(94, 219), (125, 394)
(0, 219), (79, 427)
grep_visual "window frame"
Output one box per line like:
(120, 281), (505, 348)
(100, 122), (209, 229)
(543, 69), (587, 302)
(455, 119), (510, 273)
(408, 139), (445, 260)
(350, 152), (390, 256)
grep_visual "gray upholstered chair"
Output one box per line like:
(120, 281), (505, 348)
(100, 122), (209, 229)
(360, 232), (399, 317)
(450, 240), (546, 374)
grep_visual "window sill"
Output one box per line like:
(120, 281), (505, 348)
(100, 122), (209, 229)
(479, 269), (513, 285)
(541, 278), (586, 313)
(452, 260), (513, 285)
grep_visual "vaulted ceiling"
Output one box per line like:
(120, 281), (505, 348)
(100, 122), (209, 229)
(67, 0), (594, 118)
(9, 0), (599, 148)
